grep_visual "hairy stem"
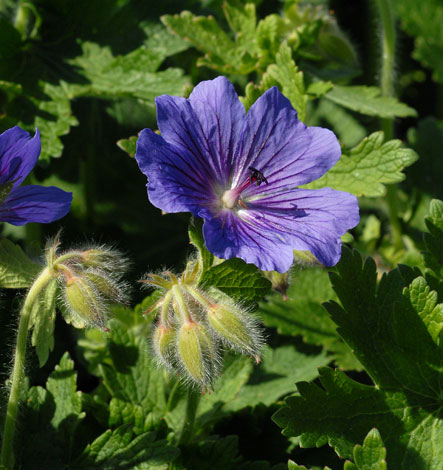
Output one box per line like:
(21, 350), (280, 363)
(0, 268), (53, 469)
(178, 389), (201, 445)
(374, 0), (403, 250)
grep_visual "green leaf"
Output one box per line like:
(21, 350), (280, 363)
(188, 217), (214, 275)
(304, 132), (418, 197)
(0, 238), (41, 288)
(29, 278), (58, 367)
(29, 81), (79, 159)
(240, 43), (308, 119)
(325, 85), (417, 118)
(394, 0), (443, 83)
(423, 199), (443, 297)
(259, 267), (361, 370)
(273, 248), (443, 468)
(315, 99), (366, 147)
(199, 258), (271, 304)
(224, 345), (330, 412)
(99, 319), (167, 432)
(20, 353), (84, 468)
(165, 355), (252, 434)
(306, 81), (333, 98)
(0, 79), (22, 101)
(46, 352), (85, 435)
(161, 6), (258, 75)
(287, 461), (329, 470)
(73, 426), (179, 470)
(265, 43), (307, 121)
(141, 22), (190, 70)
(69, 41), (188, 102)
(223, 0), (257, 43)
(117, 135), (137, 158)
(406, 117), (443, 201)
(344, 428), (387, 470)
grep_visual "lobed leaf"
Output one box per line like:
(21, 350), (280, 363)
(344, 428), (387, 470)
(274, 248), (443, 469)
(259, 267), (361, 370)
(116, 135), (137, 158)
(199, 258), (271, 304)
(423, 199), (443, 298)
(162, 8), (257, 75)
(73, 425), (179, 470)
(304, 132), (418, 197)
(99, 320), (167, 433)
(324, 85), (417, 118)
(21, 353), (85, 467)
(30, 278), (58, 367)
(69, 42), (188, 103)
(264, 43), (307, 121)
(0, 238), (42, 288)
(394, 0), (443, 83)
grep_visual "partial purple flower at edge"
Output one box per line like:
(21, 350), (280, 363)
(0, 126), (72, 225)
(135, 77), (359, 273)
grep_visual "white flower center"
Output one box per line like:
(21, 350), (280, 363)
(221, 188), (240, 209)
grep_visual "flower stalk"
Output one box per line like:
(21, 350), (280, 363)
(0, 267), (53, 469)
(143, 258), (264, 390)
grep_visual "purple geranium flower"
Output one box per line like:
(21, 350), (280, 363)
(136, 77), (359, 272)
(0, 126), (72, 225)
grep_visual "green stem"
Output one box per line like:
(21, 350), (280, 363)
(374, 0), (403, 250)
(172, 285), (191, 324)
(178, 389), (201, 445)
(0, 268), (53, 469)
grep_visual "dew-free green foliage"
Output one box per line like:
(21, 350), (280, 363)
(0, 239), (42, 288)
(288, 428), (387, 470)
(116, 136), (137, 158)
(304, 132), (418, 197)
(394, 0), (443, 83)
(73, 426), (179, 470)
(188, 218), (214, 275)
(68, 40), (188, 102)
(21, 353), (85, 468)
(423, 199), (443, 297)
(162, 3), (261, 75)
(0, 5), (188, 160)
(258, 267), (361, 370)
(29, 278), (57, 367)
(200, 258), (271, 304)
(0, 0), (441, 469)
(344, 428), (387, 470)
(324, 85), (417, 118)
(273, 233), (443, 468)
(241, 43), (307, 120)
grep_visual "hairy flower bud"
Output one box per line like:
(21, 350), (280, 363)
(177, 321), (219, 388)
(152, 323), (176, 369)
(207, 304), (263, 360)
(63, 275), (107, 328)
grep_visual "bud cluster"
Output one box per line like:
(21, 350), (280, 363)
(45, 234), (129, 329)
(143, 261), (264, 390)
